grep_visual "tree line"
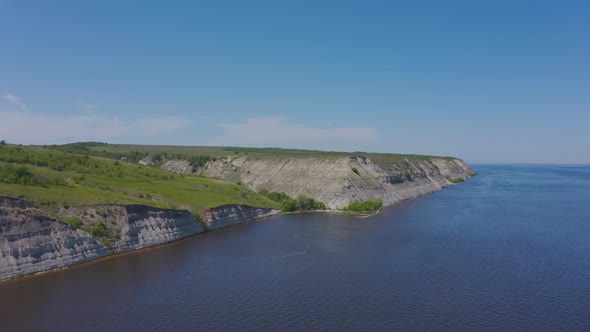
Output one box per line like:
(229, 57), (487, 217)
(259, 190), (326, 212)
(0, 145), (176, 187)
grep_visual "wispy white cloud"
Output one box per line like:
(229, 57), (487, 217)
(2, 93), (28, 112)
(210, 117), (380, 150)
(0, 109), (189, 144)
(0, 92), (189, 144)
(75, 101), (99, 112)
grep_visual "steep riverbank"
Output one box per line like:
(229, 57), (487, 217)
(5, 166), (589, 331)
(162, 156), (474, 208)
(0, 197), (109, 281)
(0, 196), (278, 281)
(0, 144), (475, 282)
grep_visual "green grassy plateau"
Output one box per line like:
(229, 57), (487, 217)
(41, 142), (454, 161)
(0, 143), (279, 216)
(39, 142), (456, 172)
(1, 142), (458, 216)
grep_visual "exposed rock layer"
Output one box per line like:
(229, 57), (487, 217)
(0, 197), (110, 281)
(0, 198), (278, 281)
(59, 205), (207, 253)
(0, 154), (474, 281)
(204, 205), (278, 230)
(162, 156), (474, 208)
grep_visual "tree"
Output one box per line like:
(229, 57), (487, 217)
(281, 199), (298, 212)
(345, 198), (383, 212)
(296, 194), (308, 211)
(0, 140), (5, 145)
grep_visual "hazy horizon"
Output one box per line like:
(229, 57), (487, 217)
(1, 1), (588, 164)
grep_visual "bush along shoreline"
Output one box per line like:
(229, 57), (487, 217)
(343, 198), (383, 213)
(259, 190), (326, 212)
(259, 190), (383, 215)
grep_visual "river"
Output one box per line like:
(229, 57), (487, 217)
(1, 165), (590, 331)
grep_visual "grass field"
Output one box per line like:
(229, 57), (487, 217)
(0, 142), (459, 217)
(42, 142), (455, 161)
(0, 144), (279, 216)
(40, 142), (458, 177)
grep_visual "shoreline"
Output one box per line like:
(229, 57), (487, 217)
(0, 206), (402, 284)
(279, 209), (381, 217)
(1, 177), (474, 284)
(0, 210), (280, 285)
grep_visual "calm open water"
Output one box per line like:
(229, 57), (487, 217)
(1, 165), (590, 331)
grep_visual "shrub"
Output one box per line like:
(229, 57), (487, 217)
(0, 144), (176, 180)
(85, 221), (109, 238)
(281, 198), (298, 212)
(0, 164), (43, 186)
(186, 155), (213, 168)
(388, 175), (403, 184)
(81, 221), (119, 249)
(259, 190), (326, 212)
(345, 199), (382, 213)
(445, 176), (464, 184)
(259, 190), (290, 203)
(64, 217), (82, 228)
(351, 167), (359, 175)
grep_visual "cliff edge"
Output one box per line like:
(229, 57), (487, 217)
(0, 197), (110, 281)
(0, 197), (278, 282)
(162, 156), (474, 209)
(0, 144), (475, 282)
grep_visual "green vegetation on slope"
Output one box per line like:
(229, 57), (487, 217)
(41, 143), (461, 184)
(259, 190), (326, 212)
(0, 164), (48, 186)
(0, 144), (173, 179)
(344, 199), (383, 213)
(0, 144), (279, 216)
(45, 142), (217, 169)
(42, 142), (455, 162)
(81, 221), (119, 249)
(445, 176), (465, 184)
(62, 216), (119, 249)
(44, 142), (149, 163)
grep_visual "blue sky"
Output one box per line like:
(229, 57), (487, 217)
(1, 0), (588, 163)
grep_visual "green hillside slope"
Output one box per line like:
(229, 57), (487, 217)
(0, 144), (279, 216)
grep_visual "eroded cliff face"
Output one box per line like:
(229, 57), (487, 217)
(59, 205), (206, 253)
(0, 154), (473, 281)
(203, 205), (278, 231)
(162, 156), (475, 208)
(0, 197), (109, 281)
(1, 198), (277, 281)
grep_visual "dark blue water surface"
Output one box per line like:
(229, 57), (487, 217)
(2, 165), (590, 331)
